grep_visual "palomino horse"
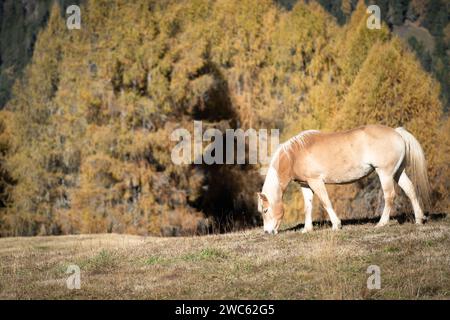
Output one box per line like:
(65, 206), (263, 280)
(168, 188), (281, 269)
(257, 125), (431, 234)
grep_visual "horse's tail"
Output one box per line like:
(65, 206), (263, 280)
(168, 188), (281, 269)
(395, 127), (431, 211)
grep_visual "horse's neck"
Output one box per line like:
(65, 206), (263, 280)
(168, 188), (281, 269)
(262, 165), (290, 203)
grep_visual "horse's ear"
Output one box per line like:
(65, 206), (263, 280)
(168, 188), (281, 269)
(257, 192), (269, 204)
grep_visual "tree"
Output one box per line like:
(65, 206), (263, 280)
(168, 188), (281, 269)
(1, 0), (447, 236)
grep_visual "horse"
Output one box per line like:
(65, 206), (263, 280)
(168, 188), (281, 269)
(257, 125), (431, 234)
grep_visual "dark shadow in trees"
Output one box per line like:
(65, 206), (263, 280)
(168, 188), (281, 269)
(190, 62), (237, 123)
(189, 61), (263, 233)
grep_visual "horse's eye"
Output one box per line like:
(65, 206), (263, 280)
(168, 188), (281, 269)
(263, 208), (268, 214)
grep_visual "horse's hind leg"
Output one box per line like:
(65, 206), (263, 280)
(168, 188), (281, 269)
(301, 187), (314, 233)
(307, 179), (341, 230)
(376, 169), (396, 227)
(398, 170), (424, 224)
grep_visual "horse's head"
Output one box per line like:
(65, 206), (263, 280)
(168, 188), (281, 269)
(257, 192), (284, 235)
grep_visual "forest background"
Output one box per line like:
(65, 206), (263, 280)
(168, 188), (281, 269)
(0, 0), (448, 237)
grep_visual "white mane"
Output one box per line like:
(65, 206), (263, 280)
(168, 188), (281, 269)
(269, 130), (320, 167)
(281, 130), (320, 154)
(262, 130), (320, 205)
(261, 166), (281, 205)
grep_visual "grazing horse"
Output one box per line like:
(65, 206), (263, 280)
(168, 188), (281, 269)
(257, 125), (431, 234)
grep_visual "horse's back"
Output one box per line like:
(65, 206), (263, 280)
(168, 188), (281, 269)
(293, 125), (405, 183)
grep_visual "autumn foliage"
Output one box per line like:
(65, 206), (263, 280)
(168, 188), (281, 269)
(0, 0), (448, 236)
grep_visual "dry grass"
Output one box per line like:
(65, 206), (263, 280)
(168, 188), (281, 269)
(0, 215), (449, 299)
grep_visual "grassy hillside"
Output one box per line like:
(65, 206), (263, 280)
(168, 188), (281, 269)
(1, 214), (449, 299)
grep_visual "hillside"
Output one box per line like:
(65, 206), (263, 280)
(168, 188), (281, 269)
(1, 215), (449, 299)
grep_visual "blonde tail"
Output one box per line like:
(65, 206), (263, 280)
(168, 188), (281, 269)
(395, 127), (431, 211)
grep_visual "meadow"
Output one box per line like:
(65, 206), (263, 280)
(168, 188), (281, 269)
(1, 214), (449, 299)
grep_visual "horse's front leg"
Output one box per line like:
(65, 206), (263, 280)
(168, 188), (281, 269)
(307, 179), (342, 231)
(301, 187), (314, 233)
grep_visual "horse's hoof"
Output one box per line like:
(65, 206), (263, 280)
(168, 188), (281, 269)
(301, 227), (313, 234)
(331, 221), (342, 231)
(332, 225), (341, 231)
(376, 222), (388, 228)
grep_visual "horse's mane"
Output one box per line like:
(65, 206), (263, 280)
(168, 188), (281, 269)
(270, 130), (320, 168)
(262, 130), (320, 200)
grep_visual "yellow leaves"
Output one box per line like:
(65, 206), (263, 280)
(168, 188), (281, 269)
(170, 39), (210, 108)
(183, 0), (212, 22)
(80, 154), (117, 185)
(340, 38), (442, 131)
(337, 1), (391, 84)
(118, 129), (154, 161)
(307, 80), (339, 128)
(2, 0), (448, 236)
(0, 110), (14, 152)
